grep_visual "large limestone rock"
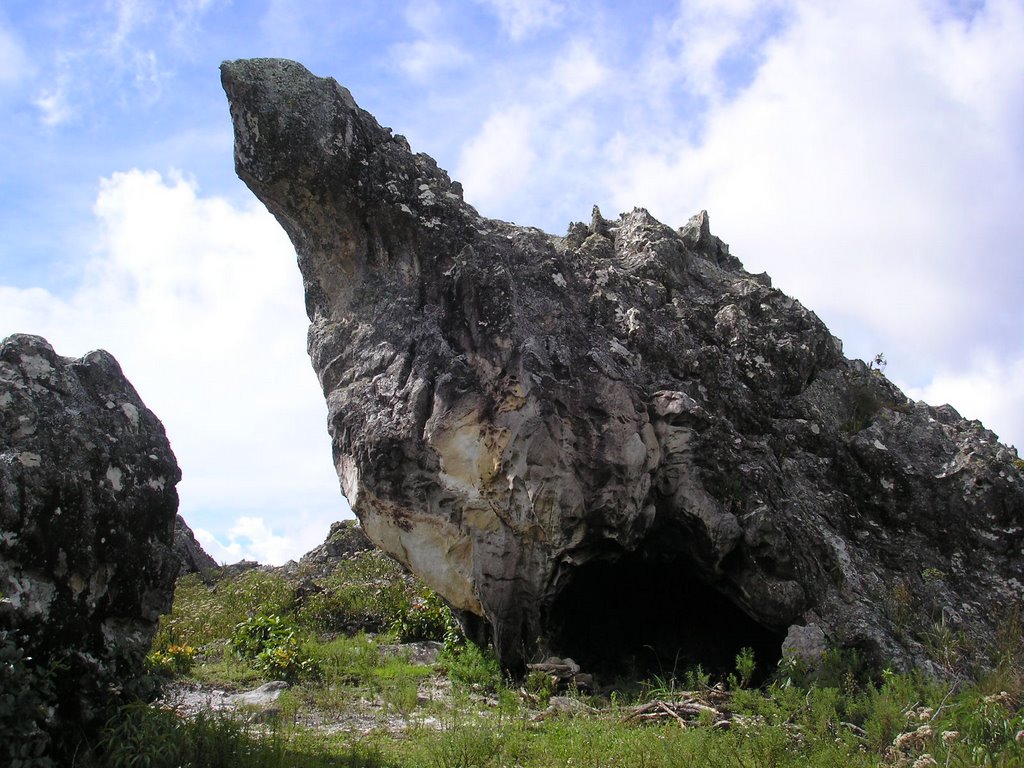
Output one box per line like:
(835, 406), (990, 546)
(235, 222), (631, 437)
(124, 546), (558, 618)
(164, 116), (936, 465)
(222, 58), (1024, 673)
(0, 334), (180, 738)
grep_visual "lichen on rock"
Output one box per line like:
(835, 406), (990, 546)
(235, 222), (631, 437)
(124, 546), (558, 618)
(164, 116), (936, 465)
(0, 333), (180, 750)
(222, 58), (1023, 675)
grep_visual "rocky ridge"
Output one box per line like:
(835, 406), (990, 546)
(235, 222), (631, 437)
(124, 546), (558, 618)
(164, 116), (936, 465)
(174, 514), (218, 575)
(222, 58), (1023, 673)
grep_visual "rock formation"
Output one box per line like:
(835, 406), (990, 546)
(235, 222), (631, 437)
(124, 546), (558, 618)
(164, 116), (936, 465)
(297, 519), (373, 578)
(0, 334), (180, 745)
(222, 58), (1024, 674)
(174, 514), (218, 575)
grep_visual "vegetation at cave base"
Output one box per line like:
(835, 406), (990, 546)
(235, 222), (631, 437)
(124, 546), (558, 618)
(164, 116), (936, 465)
(88, 553), (1024, 767)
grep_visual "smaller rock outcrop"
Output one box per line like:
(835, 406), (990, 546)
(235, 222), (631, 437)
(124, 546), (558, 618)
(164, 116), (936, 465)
(174, 514), (218, 575)
(0, 334), (181, 756)
(297, 519), (373, 577)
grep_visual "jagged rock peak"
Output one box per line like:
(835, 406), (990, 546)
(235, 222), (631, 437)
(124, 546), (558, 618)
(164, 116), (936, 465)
(0, 333), (181, 748)
(174, 514), (218, 575)
(222, 58), (1023, 675)
(293, 519), (374, 580)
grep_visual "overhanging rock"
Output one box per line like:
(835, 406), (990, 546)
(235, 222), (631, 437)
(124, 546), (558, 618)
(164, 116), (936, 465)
(222, 58), (1023, 673)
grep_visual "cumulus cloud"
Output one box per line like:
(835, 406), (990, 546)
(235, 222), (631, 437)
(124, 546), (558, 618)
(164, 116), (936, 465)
(550, 38), (607, 98)
(597, 0), (1024, 443)
(0, 169), (348, 564)
(450, 0), (1024, 448)
(454, 36), (610, 225)
(194, 512), (332, 565)
(457, 106), (539, 213)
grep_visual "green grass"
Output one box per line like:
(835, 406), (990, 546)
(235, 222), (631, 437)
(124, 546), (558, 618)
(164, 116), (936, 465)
(152, 570), (297, 652)
(72, 564), (1024, 767)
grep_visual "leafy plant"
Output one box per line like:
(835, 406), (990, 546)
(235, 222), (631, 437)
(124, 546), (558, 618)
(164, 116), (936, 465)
(733, 647), (756, 688)
(441, 641), (502, 692)
(231, 614), (318, 681)
(391, 589), (458, 643)
(147, 643), (198, 676)
(525, 670), (557, 707)
(0, 631), (56, 768)
(685, 663), (712, 691)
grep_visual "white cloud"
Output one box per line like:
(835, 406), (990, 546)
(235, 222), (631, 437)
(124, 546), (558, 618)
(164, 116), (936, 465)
(597, 0), (1024, 437)
(551, 39), (607, 98)
(457, 106), (539, 214)
(33, 83), (74, 126)
(657, 0), (775, 99)
(0, 169), (348, 565)
(109, 0), (153, 53)
(449, 0), (1024, 449)
(194, 513), (331, 565)
(0, 22), (29, 85)
(27, 0), (177, 127)
(478, 0), (566, 40)
(192, 526), (245, 565)
(392, 0), (471, 80)
(393, 39), (471, 80)
(454, 36), (611, 223)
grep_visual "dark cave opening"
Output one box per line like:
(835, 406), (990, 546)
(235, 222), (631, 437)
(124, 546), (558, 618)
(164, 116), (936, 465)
(548, 552), (785, 684)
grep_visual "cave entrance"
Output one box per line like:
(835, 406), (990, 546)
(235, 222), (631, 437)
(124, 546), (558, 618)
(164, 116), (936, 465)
(548, 552), (784, 684)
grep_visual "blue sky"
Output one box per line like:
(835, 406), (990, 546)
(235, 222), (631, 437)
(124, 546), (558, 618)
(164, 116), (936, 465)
(2, 0), (1022, 564)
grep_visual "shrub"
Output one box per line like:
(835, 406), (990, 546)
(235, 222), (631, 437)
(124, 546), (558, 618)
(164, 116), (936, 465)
(441, 641), (502, 692)
(295, 552), (411, 633)
(146, 643), (198, 676)
(391, 589), (458, 642)
(0, 631), (56, 768)
(231, 614), (318, 682)
(734, 646), (756, 688)
(525, 670), (557, 707)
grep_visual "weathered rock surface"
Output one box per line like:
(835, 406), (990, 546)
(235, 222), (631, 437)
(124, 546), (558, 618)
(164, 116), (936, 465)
(174, 514), (218, 574)
(298, 519), (373, 575)
(222, 58), (1024, 673)
(0, 334), (180, 736)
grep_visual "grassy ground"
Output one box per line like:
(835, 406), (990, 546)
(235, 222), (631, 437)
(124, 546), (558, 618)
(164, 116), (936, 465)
(97, 554), (1024, 768)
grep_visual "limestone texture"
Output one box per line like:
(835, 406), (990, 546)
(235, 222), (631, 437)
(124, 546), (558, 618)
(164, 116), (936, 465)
(222, 58), (1024, 673)
(0, 334), (180, 733)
